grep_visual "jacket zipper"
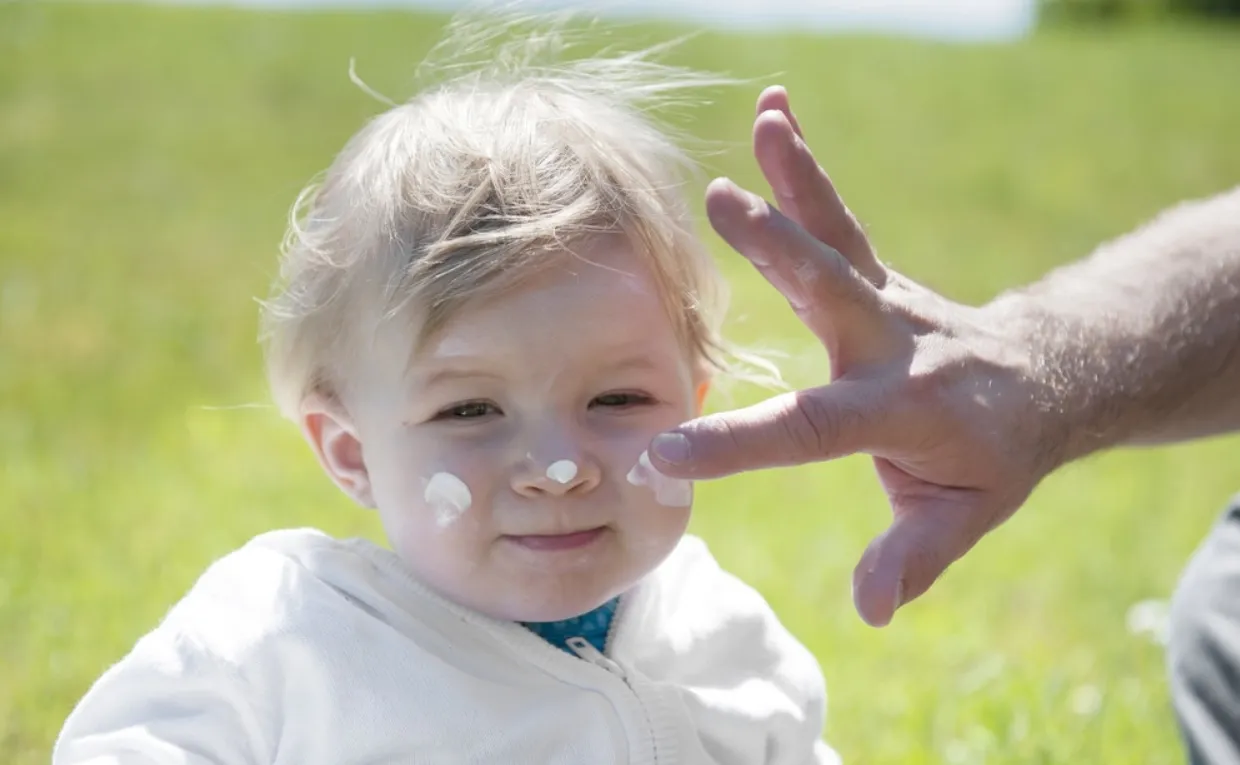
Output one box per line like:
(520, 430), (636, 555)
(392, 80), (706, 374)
(567, 637), (668, 764)
(565, 636), (627, 679)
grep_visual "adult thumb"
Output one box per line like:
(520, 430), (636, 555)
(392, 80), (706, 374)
(647, 381), (887, 480)
(851, 499), (990, 627)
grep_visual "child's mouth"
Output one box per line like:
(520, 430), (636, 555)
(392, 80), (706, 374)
(506, 527), (606, 552)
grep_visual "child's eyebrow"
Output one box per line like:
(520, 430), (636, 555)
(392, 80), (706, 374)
(410, 352), (667, 389)
(415, 367), (505, 388)
(604, 354), (663, 374)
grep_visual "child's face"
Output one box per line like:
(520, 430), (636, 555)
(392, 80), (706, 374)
(306, 237), (703, 622)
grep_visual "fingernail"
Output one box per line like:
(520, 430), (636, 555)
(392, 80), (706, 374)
(893, 579), (905, 614)
(651, 432), (690, 465)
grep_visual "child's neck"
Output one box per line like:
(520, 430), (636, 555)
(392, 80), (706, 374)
(520, 597), (621, 655)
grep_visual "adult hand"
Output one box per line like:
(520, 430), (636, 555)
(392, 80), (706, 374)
(650, 86), (1066, 627)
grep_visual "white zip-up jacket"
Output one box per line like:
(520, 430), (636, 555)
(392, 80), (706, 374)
(54, 528), (840, 765)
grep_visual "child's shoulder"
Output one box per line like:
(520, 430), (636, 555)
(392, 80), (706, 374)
(658, 533), (753, 591)
(154, 528), (374, 659)
(652, 533), (777, 623)
(184, 527), (348, 601)
(632, 533), (828, 706)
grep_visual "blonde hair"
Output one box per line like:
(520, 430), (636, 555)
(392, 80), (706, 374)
(259, 13), (780, 420)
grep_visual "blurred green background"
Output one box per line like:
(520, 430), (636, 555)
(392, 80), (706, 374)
(3, 2), (1239, 762)
(1043, 0), (1240, 22)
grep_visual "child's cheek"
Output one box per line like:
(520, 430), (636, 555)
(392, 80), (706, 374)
(602, 431), (693, 510)
(625, 450), (692, 508)
(422, 471), (472, 528)
(371, 428), (499, 535)
(416, 447), (501, 532)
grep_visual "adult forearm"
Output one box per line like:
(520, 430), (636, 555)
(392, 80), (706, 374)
(992, 186), (1240, 465)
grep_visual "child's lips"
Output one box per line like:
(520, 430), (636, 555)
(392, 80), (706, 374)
(506, 527), (606, 552)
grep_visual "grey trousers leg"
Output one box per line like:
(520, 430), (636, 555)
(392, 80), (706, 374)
(1168, 497), (1240, 764)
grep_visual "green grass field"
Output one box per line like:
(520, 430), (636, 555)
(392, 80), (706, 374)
(3, 3), (1240, 762)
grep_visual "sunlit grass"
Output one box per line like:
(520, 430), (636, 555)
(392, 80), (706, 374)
(3, 4), (1238, 761)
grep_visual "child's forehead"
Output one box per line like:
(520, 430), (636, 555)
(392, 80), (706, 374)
(392, 242), (681, 369)
(482, 254), (657, 316)
(444, 255), (663, 338)
(435, 235), (656, 315)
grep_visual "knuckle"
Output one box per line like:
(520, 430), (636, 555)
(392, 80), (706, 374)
(782, 393), (842, 460)
(716, 415), (745, 457)
(704, 414), (757, 475)
(767, 212), (877, 309)
(904, 343), (964, 404)
(808, 252), (855, 300)
(903, 365), (945, 406)
(815, 258), (879, 313)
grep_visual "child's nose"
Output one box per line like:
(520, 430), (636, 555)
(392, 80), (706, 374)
(512, 452), (601, 498)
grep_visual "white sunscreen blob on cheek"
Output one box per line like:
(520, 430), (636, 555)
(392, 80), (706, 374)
(423, 472), (472, 528)
(546, 459), (578, 484)
(626, 450), (691, 508)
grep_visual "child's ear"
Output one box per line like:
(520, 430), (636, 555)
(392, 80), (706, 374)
(694, 380), (711, 415)
(300, 394), (375, 508)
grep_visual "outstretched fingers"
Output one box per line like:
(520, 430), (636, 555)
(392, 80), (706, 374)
(752, 87), (886, 287)
(704, 178), (894, 355)
(756, 85), (804, 137)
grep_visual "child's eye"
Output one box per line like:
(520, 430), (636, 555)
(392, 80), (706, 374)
(436, 401), (501, 420)
(590, 392), (655, 409)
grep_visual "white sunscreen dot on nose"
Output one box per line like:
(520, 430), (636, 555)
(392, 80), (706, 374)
(546, 459), (578, 484)
(424, 472), (471, 528)
(626, 450), (691, 508)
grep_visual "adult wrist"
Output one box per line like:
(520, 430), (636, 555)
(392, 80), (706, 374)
(979, 292), (1094, 475)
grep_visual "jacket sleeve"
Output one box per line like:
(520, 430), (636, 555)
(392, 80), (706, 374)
(661, 536), (843, 765)
(51, 628), (269, 765)
(51, 546), (300, 765)
(751, 594), (842, 765)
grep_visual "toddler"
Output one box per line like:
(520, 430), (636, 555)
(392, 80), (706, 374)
(54, 17), (840, 765)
